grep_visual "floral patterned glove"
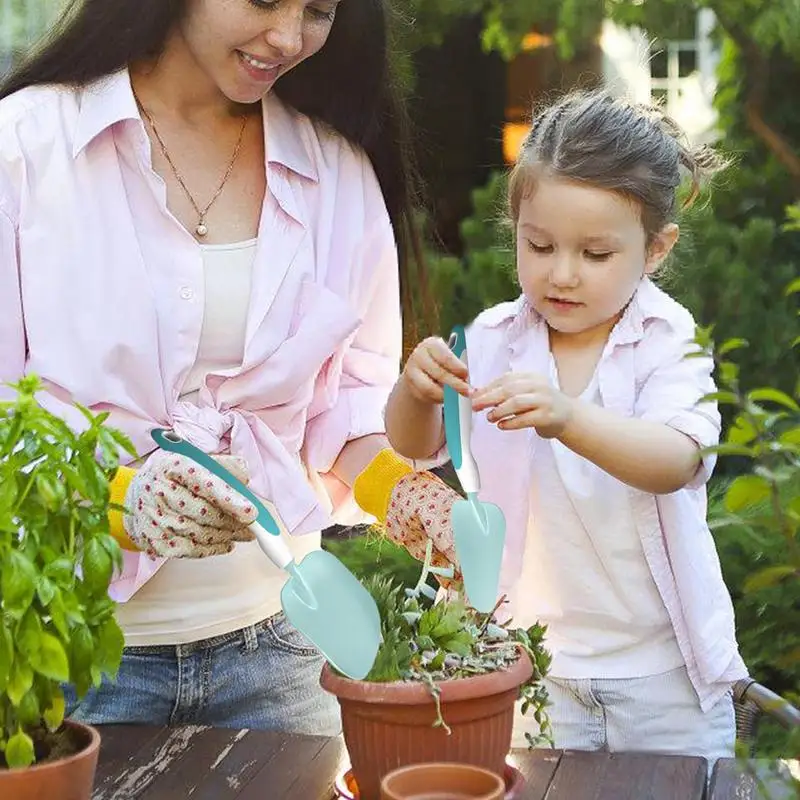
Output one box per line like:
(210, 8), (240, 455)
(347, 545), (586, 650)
(123, 451), (259, 558)
(353, 450), (462, 587)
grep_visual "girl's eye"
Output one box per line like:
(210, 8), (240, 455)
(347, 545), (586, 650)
(527, 240), (552, 254)
(584, 251), (613, 261)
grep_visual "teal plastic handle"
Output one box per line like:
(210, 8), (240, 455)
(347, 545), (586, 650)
(443, 325), (467, 470)
(150, 428), (281, 536)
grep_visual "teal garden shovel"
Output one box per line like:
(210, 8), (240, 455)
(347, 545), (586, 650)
(442, 326), (507, 613)
(150, 428), (382, 680)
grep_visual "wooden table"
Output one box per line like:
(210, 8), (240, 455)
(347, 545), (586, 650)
(91, 724), (799, 799)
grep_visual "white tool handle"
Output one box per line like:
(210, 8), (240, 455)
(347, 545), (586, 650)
(250, 521), (294, 571)
(455, 351), (481, 495)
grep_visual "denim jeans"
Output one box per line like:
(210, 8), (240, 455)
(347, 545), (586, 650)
(63, 612), (341, 735)
(512, 666), (735, 766)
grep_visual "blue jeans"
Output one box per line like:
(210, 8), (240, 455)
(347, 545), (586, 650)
(63, 612), (341, 735)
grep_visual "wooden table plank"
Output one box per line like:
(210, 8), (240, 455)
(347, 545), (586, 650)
(709, 759), (800, 800)
(93, 726), (209, 800)
(175, 728), (290, 800)
(93, 725), (167, 787)
(542, 750), (707, 800)
(508, 748), (562, 799)
(136, 728), (289, 800)
(93, 725), (251, 799)
(233, 733), (332, 799)
(283, 737), (348, 799)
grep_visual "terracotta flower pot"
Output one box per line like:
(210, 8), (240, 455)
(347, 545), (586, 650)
(320, 649), (533, 800)
(380, 762), (506, 800)
(0, 719), (101, 800)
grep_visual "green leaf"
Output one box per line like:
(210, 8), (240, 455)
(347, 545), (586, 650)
(724, 475), (772, 513)
(69, 624), (93, 682)
(747, 388), (800, 412)
(726, 417), (757, 446)
(28, 632), (70, 682)
(94, 618), (124, 676)
(2, 551), (39, 615)
(43, 688), (66, 732)
(16, 688), (41, 727)
(81, 537), (113, 593)
(700, 391), (739, 406)
(784, 277), (800, 296)
(7, 660), (34, 706)
(37, 576), (56, 606)
(48, 590), (70, 641)
(779, 427), (800, 447)
(16, 610), (43, 659)
(743, 565), (797, 593)
(35, 472), (65, 512)
(719, 338), (749, 356)
(5, 730), (35, 768)
(0, 625), (13, 692)
(713, 443), (756, 458)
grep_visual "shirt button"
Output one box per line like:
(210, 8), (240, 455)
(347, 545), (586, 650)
(180, 286), (194, 300)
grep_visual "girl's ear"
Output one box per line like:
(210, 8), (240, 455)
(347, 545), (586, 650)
(644, 223), (679, 275)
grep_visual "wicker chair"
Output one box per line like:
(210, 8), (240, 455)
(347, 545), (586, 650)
(733, 678), (800, 754)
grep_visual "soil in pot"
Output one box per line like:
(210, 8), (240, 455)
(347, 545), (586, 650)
(0, 719), (101, 800)
(0, 723), (86, 769)
(321, 649), (533, 800)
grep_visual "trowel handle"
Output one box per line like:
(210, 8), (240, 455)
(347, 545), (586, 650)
(249, 521), (294, 571)
(443, 327), (481, 495)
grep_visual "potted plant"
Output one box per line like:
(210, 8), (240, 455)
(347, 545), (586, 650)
(0, 376), (133, 799)
(320, 538), (552, 800)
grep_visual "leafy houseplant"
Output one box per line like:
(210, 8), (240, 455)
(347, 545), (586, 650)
(0, 376), (134, 796)
(320, 538), (552, 800)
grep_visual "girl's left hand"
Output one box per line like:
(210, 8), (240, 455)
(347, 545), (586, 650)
(472, 372), (574, 439)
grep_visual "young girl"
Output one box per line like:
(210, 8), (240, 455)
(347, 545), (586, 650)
(377, 90), (748, 761)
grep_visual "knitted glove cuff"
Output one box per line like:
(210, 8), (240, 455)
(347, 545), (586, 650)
(108, 465), (140, 551)
(353, 448), (414, 524)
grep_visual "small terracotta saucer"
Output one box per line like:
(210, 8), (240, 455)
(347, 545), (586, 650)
(333, 762), (525, 799)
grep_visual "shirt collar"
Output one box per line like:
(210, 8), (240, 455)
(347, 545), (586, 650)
(72, 69), (139, 158)
(73, 68), (318, 182)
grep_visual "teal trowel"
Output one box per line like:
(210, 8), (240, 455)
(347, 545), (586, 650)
(442, 326), (506, 614)
(150, 428), (382, 680)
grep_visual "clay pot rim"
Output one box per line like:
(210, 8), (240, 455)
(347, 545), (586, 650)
(320, 644), (534, 705)
(0, 719), (100, 776)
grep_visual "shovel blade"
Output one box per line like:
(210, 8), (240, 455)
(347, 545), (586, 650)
(452, 499), (506, 613)
(281, 549), (382, 680)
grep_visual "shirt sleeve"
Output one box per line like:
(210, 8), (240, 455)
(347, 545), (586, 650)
(634, 318), (721, 488)
(0, 183), (25, 402)
(302, 205), (403, 522)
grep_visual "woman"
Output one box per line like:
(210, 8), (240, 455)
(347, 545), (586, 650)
(0, 0), (432, 734)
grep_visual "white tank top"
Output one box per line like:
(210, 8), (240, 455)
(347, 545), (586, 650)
(512, 354), (683, 679)
(116, 239), (321, 646)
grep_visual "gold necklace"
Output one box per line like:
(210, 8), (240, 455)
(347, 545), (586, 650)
(133, 91), (249, 238)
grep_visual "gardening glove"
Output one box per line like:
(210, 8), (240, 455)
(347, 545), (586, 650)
(121, 451), (259, 558)
(353, 449), (462, 587)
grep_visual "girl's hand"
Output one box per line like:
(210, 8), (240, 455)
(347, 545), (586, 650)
(384, 471), (463, 589)
(400, 336), (471, 405)
(472, 372), (574, 439)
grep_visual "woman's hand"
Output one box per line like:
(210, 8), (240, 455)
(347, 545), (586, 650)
(124, 451), (259, 558)
(472, 372), (574, 439)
